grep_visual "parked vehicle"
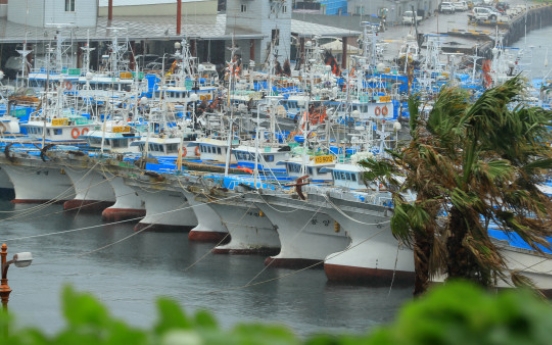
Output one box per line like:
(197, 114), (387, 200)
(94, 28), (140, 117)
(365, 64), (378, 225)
(402, 10), (423, 25)
(453, 1), (469, 12)
(439, 2), (456, 14)
(495, 2), (510, 13)
(468, 6), (502, 22)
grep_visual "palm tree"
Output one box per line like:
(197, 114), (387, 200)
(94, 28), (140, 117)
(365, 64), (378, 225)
(361, 75), (552, 295)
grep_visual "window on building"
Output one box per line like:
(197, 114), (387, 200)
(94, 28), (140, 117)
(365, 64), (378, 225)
(271, 29), (280, 46)
(282, 5), (287, 13)
(241, 4), (247, 12)
(65, 0), (75, 11)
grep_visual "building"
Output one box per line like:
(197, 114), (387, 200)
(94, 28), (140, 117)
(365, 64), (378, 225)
(0, 0), (360, 72)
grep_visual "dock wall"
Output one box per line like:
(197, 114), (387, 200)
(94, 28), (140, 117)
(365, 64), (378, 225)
(502, 4), (552, 46)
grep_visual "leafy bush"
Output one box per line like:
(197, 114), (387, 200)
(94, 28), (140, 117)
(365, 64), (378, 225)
(1, 281), (551, 344)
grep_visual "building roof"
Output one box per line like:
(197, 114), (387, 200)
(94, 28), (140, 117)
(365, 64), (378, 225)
(98, 0), (199, 6)
(0, 14), (360, 43)
(291, 19), (360, 38)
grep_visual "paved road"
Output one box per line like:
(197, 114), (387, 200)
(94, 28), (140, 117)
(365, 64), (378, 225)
(375, 1), (534, 59)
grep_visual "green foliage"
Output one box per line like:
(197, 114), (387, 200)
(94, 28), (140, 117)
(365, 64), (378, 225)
(2, 282), (552, 344)
(366, 281), (552, 345)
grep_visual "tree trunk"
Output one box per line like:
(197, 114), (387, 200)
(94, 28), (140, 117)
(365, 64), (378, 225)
(413, 228), (432, 297)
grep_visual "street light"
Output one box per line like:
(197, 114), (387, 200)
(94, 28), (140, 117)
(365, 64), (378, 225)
(0, 243), (32, 311)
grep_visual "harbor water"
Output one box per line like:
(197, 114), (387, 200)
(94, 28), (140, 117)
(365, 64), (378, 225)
(0, 195), (412, 337)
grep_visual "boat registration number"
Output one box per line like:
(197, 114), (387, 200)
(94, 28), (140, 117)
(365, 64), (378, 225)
(314, 155), (334, 164)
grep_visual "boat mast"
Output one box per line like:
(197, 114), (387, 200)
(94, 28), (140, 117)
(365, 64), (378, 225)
(224, 37), (240, 176)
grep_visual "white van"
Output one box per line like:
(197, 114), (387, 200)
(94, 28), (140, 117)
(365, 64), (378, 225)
(453, 1), (469, 11)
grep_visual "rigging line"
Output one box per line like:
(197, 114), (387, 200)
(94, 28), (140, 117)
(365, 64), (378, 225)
(0, 170), (115, 222)
(0, 184), (137, 225)
(324, 193), (391, 226)
(499, 245), (552, 274)
(183, 232), (231, 272)
(0, 199), (201, 243)
(387, 242), (401, 296)
(29, 220), (156, 267)
(206, 226), (389, 296)
(13, 158), (104, 209)
(257, 193), (301, 214)
(246, 204), (323, 287)
(75, 222), (153, 259)
(205, 260), (324, 295)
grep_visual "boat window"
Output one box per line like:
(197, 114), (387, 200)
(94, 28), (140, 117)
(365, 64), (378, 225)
(53, 128), (62, 135)
(360, 105), (368, 113)
(166, 143), (179, 153)
(288, 163), (301, 173)
(105, 139), (110, 146)
(351, 173), (357, 181)
(89, 137), (101, 145)
(316, 167), (324, 174)
(345, 173), (351, 181)
(340, 171), (346, 180)
(111, 139), (123, 148)
(265, 155), (274, 162)
(46, 129), (51, 136)
(217, 147), (221, 154)
(333, 171), (338, 179)
(307, 167), (313, 175)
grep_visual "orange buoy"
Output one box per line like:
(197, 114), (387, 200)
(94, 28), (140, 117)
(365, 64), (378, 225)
(374, 106), (381, 116)
(71, 128), (80, 139)
(381, 105), (388, 116)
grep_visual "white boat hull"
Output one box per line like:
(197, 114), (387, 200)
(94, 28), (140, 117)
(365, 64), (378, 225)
(181, 188), (229, 242)
(497, 246), (552, 296)
(101, 176), (146, 222)
(1, 157), (75, 204)
(60, 158), (116, 212)
(126, 178), (197, 232)
(322, 196), (415, 286)
(255, 193), (350, 269)
(207, 197), (280, 255)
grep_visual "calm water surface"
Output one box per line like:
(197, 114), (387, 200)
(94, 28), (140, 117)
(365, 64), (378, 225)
(0, 196), (412, 337)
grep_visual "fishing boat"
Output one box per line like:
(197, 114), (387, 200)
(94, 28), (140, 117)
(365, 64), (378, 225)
(0, 145), (76, 204)
(191, 175), (281, 254)
(122, 172), (197, 232)
(255, 190), (350, 269)
(182, 185), (229, 242)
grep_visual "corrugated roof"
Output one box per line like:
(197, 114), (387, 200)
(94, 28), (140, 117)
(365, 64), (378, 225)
(291, 19), (360, 38)
(0, 15), (360, 43)
(98, 0), (199, 6)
